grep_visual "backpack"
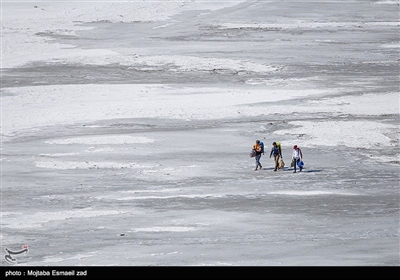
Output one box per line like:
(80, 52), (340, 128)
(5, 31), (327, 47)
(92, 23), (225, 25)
(260, 142), (264, 153)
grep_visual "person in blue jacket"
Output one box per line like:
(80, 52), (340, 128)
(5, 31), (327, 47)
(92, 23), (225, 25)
(269, 142), (282, 171)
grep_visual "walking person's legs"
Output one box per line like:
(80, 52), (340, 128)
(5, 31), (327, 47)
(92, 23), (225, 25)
(293, 158), (298, 173)
(255, 154), (262, 170)
(274, 155), (279, 171)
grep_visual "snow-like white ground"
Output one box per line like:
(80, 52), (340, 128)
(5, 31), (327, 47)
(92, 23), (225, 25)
(1, 0), (399, 267)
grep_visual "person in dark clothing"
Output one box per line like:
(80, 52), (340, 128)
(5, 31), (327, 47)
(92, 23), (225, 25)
(270, 142), (282, 171)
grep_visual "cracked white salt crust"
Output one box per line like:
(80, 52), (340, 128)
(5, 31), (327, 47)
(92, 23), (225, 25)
(274, 120), (396, 148)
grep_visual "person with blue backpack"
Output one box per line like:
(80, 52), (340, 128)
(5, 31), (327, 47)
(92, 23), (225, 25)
(252, 140), (264, 171)
(291, 145), (303, 173)
(269, 142), (283, 171)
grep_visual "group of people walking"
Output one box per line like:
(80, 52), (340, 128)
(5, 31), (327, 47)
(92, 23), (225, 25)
(252, 140), (303, 173)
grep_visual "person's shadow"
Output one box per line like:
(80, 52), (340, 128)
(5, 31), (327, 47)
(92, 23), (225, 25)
(260, 167), (276, 171)
(281, 167), (323, 173)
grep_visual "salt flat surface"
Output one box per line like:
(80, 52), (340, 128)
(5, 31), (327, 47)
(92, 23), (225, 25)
(1, 0), (399, 267)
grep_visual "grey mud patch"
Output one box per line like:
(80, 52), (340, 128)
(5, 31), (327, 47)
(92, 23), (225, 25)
(1, 62), (278, 88)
